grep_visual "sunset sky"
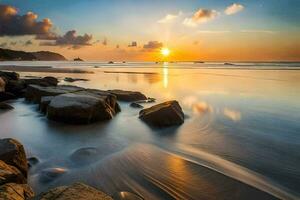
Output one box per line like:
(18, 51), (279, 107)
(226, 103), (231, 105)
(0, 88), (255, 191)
(0, 0), (299, 61)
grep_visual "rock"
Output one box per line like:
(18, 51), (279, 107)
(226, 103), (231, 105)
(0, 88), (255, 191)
(0, 160), (26, 185)
(0, 138), (28, 177)
(70, 147), (99, 164)
(0, 77), (5, 92)
(0, 92), (16, 101)
(5, 79), (26, 97)
(34, 182), (113, 200)
(47, 91), (120, 124)
(130, 102), (143, 108)
(0, 71), (19, 82)
(108, 89), (147, 102)
(24, 76), (58, 87)
(39, 168), (67, 183)
(25, 85), (84, 103)
(64, 77), (89, 82)
(0, 183), (34, 200)
(39, 96), (54, 113)
(27, 157), (39, 167)
(139, 100), (184, 127)
(0, 102), (14, 110)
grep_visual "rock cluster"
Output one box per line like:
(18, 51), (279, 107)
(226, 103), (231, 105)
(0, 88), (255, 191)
(0, 138), (34, 200)
(0, 138), (114, 199)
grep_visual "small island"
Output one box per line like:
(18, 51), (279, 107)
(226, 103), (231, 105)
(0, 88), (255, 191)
(74, 57), (84, 61)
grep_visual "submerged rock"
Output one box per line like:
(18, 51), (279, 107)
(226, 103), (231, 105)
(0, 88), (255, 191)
(39, 168), (67, 183)
(0, 160), (26, 185)
(0, 102), (14, 110)
(0, 138), (28, 177)
(47, 91), (120, 124)
(0, 183), (34, 200)
(139, 100), (184, 127)
(34, 182), (113, 200)
(25, 85), (84, 103)
(108, 89), (147, 102)
(64, 77), (89, 82)
(130, 102), (144, 108)
(27, 157), (39, 168)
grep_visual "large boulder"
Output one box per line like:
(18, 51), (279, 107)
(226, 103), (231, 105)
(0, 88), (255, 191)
(139, 100), (184, 127)
(108, 89), (147, 102)
(0, 183), (34, 200)
(24, 76), (58, 87)
(0, 77), (5, 92)
(25, 85), (84, 103)
(0, 160), (26, 185)
(34, 182), (112, 200)
(47, 91), (120, 124)
(0, 138), (28, 177)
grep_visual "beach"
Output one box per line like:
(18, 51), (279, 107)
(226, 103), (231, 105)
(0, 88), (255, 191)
(0, 61), (299, 199)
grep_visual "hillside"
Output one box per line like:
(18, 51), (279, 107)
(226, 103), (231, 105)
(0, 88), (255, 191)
(0, 48), (67, 61)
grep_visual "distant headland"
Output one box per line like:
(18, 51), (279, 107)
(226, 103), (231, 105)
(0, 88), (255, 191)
(0, 48), (67, 61)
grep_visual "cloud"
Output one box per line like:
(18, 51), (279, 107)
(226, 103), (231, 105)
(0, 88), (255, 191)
(225, 3), (244, 15)
(0, 4), (53, 37)
(128, 41), (137, 47)
(41, 30), (92, 49)
(143, 41), (163, 50)
(158, 12), (182, 23)
(183, 9), (218, 27)
(197, 30), (231, 34)
(241, 30), (276, 34)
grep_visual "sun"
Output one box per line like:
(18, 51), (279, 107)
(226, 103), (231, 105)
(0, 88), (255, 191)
(161, 48), (170, 57)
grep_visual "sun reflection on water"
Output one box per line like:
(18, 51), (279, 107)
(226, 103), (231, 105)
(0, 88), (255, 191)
(163, 62), (169, 88)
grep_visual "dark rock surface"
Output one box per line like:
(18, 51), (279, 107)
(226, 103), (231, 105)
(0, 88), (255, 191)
(24, 76), (58, 87)
(139, 100), (184, 127)
(25, 85), (84, 103)
(108, 89), (147, 102)
(0, 92), (16, 101)
(39, 96), (54, 113)
(64, 77), (89, 82)
(47, 91), (120, 124)
(0, 138), (28, 177)
(0, 102), (14, 110)
(33, 182), (113, 200)
(130, 102), (144, 108)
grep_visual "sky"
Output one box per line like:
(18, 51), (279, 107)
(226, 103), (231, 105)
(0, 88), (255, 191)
(0, 0), (299, 61)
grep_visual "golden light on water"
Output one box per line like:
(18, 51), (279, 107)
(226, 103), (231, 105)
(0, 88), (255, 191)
(161, 48), (170, 57)
(163, 62), (169, 88)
